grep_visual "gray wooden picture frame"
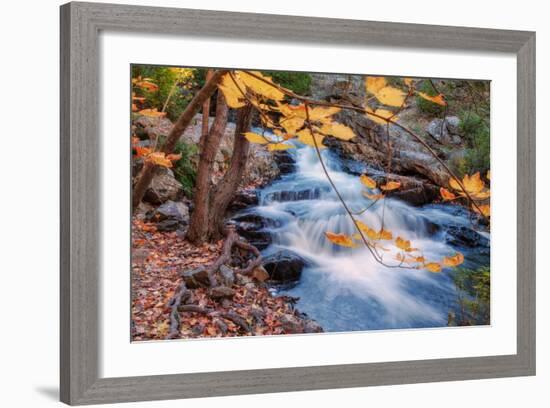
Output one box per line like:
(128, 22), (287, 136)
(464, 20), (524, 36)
(60, 1), (536, 405)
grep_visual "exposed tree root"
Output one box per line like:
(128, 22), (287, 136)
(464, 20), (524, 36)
(165, 225), (261, 339)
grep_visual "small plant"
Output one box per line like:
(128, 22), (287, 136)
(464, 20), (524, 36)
(458, 111), (490, 176)
(449, 266), (490, 326)
(172, 140), (199, 198)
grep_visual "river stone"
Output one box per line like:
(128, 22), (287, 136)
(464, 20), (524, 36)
(426, 117), (462, 146)
(181, 267), (210, 288)
(263, 251), (307, 283)
(272, 150), (296, 174)
(445, 225), (489, 248)
(219, 264), (235, 286)
(279, 314), (303, 333)
(303, 319), (324, 333)
(144, 172), (184, 205)
(153, 200), (189, 223)
(210, 286), (236, 300)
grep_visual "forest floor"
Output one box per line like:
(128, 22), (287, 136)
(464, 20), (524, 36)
(131, 218), (322, 340)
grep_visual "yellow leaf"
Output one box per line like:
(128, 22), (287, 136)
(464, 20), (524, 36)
(425, 262), (442, 273)
(218, 74), (246, 108)
(280, 116), (305, 135)
(417, 92), (447, 106)
(472, 203), (490, 217)
(267, 143), (294, 151)
(147, 152), (172, 168)
(414, 256), (425, 263)
(360, 175), (377, 189)
(325, 232), (358, 248)
(365, 107), (395, 125)
(442, 252), (464, 267)
(366, 77), (387, 94)
(296, 129), (326, 149)
(404, 78), (413, 87)
(319, 121), (355, 141)
(243, 132), (269, 145)
(470, 190), (491, 200)
(486, 170), (491, 180)
(463, 172), (485, 194)
(395, 236), (412, 251)
(375, 86), (406, 107)
(236, 71), (285, 101)
(363, 191), (384, 200)
(378, 229), (393, 241)
(380, 181), (401, 191)
(277, 102), (307, 118)
(440, 187), (457, 201)
(307, 106), (341, 121)
(138, 108), (166, 118)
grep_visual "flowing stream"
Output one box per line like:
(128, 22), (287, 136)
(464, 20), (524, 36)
(238, 140), (490, 332)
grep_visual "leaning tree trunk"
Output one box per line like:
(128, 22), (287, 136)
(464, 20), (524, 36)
(132, 69), (228, 211)
(186, 92), (229, 244)
(207, 104), (254, 240)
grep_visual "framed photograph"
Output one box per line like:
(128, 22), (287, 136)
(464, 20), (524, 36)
(60, 1), (535, 405)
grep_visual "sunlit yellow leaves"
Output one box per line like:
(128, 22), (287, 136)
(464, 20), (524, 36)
(360, 175), (377, 189)
(307, 106), (341, 121)
(442, 252), (464, 267)
(424, 263), (442, 273)
(365, 107), (395, 125)
(297, 128), (326, 149)
(280, 116), (304, 135)
(380, 181), (401, 191)
(395, 237), (417, 252)
(473, 204), (490, 217)
(146, 152), (173, 168)
(447, 172), (491, 202)
(236, 71), (285, 101)
(218, 73), (246, 108)
(267, 143), (294, 151)
(440, 187), (457, 201)
(325, 232), (358, 248)
(366, 77), (387, 95)
(363, 191), (385, 200)
(138, 108), (166, 118)
(319, 121), (355, 141)
(375, 86), (406, 107)
(378, 229), (393, 240)
(416, 92), (447, 106)
(355, 221), (392, 242)
(243, 132), (269, 144)
(404, 78), (414, 87)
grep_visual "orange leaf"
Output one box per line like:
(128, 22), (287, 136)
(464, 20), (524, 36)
(134, 146), (151, 158)
(440, 187), (457, 201)
(363, 191), (385, 200)
(325, 232), (357, 248)
(442, 252), (465, 267)
(472, 203), (490, 217)
(360, 175), (377, 189)
(416, 92), (447, 106)
(380, 181), (401, 191)
(424, 262), (442, 273)
(166, 153), (182, 162)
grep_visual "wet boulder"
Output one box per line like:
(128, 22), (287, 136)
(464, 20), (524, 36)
(445, 225), (489, 249)
(272, 150), (296, 174)
(262, 250), (308, 283)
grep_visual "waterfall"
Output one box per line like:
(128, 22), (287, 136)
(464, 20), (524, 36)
(241, 140), (489, 332)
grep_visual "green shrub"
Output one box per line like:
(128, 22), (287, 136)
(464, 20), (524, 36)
(457, 111), (490, 175)
(415, 80), (445, 115)
(131, 65), (197, 121)
(449, 266), (490, 326)
(262, 71), (312, 95)
(172, 140), (199, 198)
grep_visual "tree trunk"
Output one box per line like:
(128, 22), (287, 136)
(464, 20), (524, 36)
(199, 69), (214, 151)
(207, 104), (254, 240)
(186, 92), (229, 244)
(132, 69), (228, 211)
